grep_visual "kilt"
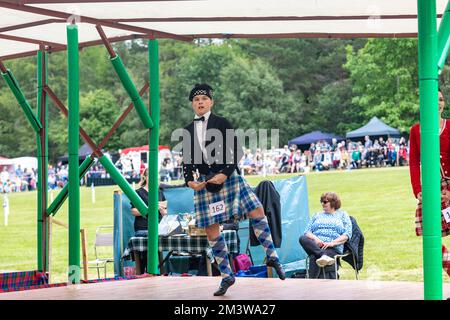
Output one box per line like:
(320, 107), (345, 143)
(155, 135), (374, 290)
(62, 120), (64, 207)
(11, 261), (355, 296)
(194, 172), (262, 228)
(414, 201), (450, 237)
(443, 245), (450, 277)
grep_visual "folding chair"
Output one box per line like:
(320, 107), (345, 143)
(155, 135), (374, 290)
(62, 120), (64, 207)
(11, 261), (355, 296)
(333, 250), (359, 280)
(83, 226), (114, 279)
(304, 214), (363, 279)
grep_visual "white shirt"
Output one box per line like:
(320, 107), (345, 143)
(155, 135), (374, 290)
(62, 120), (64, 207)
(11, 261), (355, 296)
(194, 111), (211, 154)
(0, 170), (9, 184)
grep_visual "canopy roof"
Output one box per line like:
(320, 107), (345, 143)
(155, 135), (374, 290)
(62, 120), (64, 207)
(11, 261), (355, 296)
(0, 0), (447, 60)
(288, 130), (344, 146)
(346, 116), (401, 138)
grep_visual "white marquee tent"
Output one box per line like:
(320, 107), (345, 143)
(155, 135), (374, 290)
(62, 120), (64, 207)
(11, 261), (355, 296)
(0, 0), (448, 60)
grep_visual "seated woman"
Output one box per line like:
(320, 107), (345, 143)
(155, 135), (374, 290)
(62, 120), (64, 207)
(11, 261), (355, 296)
(130, 168), (167, 237)
(130, 168), (168, 273)
(299, 192), (352, 279)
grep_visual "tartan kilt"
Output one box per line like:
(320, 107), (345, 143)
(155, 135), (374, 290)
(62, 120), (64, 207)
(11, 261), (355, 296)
(194, 172), (262, 228)
(415, 201), (450, 237)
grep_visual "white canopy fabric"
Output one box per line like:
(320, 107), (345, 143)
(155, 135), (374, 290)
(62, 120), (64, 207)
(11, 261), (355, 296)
(0, 0), (448, 60)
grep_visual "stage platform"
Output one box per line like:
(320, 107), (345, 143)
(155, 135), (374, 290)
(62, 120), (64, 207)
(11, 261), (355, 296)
(1, 276), (450, 300)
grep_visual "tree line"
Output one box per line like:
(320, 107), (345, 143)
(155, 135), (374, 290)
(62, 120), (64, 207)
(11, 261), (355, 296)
(0, 38), (449, 164)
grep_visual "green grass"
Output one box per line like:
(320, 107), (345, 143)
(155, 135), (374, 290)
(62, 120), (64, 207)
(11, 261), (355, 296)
(1, 166), (449, 283)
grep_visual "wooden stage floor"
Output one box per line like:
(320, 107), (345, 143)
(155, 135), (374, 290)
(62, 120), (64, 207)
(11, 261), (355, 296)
(1, 276), (450, 300)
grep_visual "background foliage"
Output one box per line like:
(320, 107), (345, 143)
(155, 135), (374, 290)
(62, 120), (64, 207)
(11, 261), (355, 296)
(0, 38), (449, 163)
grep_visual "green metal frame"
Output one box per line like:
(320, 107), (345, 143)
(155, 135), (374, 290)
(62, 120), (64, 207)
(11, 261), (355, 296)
(110, 55), (154, 129)
(36, 49), (49, 272)
(47, 156), (95, 216)
(1, 69), (42, 132)
(148, 39), (160, 275)
(438, 1), (450, 73)
(67, 24), (81, 284)
(417, 0), (444, 300)
(0, 2), (446, 297)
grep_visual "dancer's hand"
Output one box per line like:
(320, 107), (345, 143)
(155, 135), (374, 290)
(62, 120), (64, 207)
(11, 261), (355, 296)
(207, 173), (227, 185)
(188, 181), (206, 191)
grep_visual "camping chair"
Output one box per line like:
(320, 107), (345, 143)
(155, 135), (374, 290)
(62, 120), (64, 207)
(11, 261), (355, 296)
(83, 226), (114, 279)
(306, 215), (363, 280)
(305, 248), (358, 280)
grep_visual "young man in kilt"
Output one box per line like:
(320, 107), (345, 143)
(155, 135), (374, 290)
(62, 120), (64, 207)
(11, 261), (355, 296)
(182, 83), (285, 296)
(409, 89), (450, 277)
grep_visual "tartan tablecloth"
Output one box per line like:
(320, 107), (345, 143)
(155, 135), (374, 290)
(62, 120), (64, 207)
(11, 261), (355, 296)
(122, 230), (238, 262)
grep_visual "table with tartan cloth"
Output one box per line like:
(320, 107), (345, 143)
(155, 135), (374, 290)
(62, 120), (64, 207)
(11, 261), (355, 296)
(122, 230), (238, 275)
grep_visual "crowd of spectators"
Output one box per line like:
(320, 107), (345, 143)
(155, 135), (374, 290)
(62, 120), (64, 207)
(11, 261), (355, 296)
(238, 135), (409, 175)
(0, 165), (38, 193)
(0, 162), (71, 194)
(0, 135), (410, 193)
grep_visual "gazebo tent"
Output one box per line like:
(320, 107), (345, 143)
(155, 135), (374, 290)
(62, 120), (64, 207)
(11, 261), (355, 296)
(346, 116), (401, 139)
(0, 1), (448, 61)
(0, 0), (448, 299)
(288, 130), (344, 147)
(58, 143), (93, 164)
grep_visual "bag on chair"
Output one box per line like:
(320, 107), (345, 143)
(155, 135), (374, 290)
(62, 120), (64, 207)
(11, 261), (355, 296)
(233, 254), (252, 272)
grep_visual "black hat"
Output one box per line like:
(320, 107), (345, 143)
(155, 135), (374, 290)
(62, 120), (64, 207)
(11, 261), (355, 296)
(205, 173), (224, 193)
(189, 83), (213, 101)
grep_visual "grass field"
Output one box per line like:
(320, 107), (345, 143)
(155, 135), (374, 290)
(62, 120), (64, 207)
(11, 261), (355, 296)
(1, 166), (449, 284)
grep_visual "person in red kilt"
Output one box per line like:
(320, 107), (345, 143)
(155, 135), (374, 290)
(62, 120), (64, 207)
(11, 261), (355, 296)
(409, 89), (450, 277)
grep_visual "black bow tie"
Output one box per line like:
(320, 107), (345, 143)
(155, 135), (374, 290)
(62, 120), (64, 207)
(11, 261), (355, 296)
(194, 116), (205, 122)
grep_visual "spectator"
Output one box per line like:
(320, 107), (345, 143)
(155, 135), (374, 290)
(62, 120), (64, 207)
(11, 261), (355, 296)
(291, 150), (302, 173)
(364, 135), (373, 149)
(351, 146), (362, 169)
(1, 167), (10, 187)
(322, 150), (332, 171)
(129, 168), (167, 273)
(332, 146), (341, 169)
(255, 154), (264, 175)
(299, 192), (352, 279)
(15, 165), (23, 179)
(48, 173), (57, 190)
(159, 158), (173, 182)
(313, 150), (323, 172)
(241, 151), (255, 175)
(339, 146), (349, 170)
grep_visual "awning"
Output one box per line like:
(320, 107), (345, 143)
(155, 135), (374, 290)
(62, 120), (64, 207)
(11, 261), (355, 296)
(0, 0), (447, 60)
(346, 116), (401, 138)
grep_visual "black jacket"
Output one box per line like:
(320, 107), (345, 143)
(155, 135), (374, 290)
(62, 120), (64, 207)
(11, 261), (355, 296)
(182, 113), (242, 184)
(342, 216), (364, 271)
(250, 180), (282, 248)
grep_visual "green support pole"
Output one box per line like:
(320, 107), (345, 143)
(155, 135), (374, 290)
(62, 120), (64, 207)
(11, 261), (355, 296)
(148, 39), (160, 275)
(417, 0), (442, 300)
(110, 55), (154, 129)
(437, 1), (450, 73)
(67, 24), (80, 284)
(47, 157), (95, 216)
(1, 70), (42, 132)
(98, 155), (148, 216)
(36, 50), (49, 272)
